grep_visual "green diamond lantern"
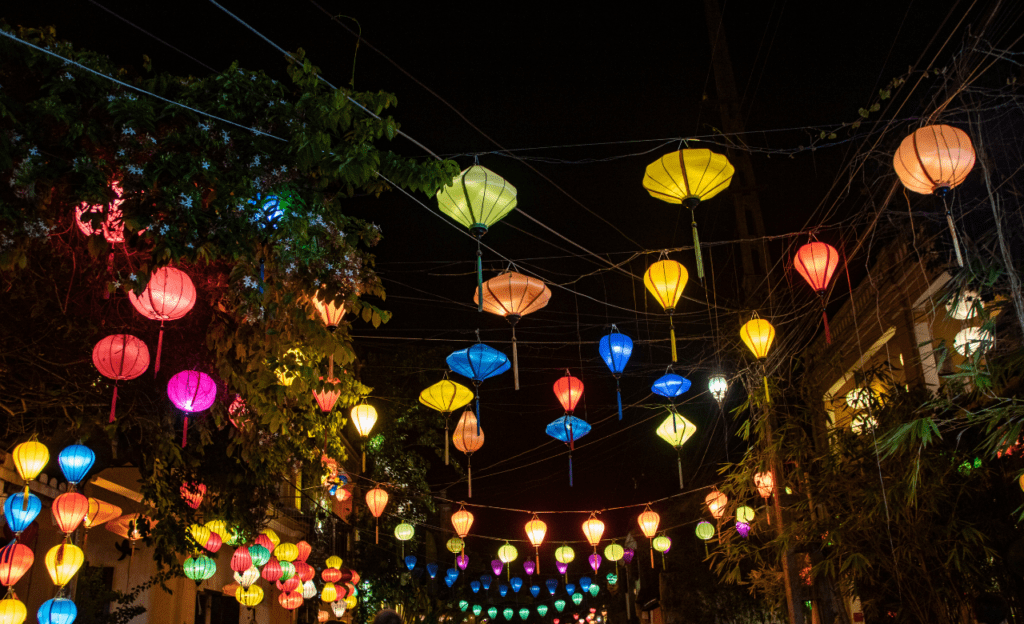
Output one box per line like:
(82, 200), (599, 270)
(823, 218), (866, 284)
(588, 584), (599, 597)
(519, 608), (529, 621)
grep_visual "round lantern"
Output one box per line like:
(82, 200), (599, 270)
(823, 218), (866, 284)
(295, 540), (312, 562)
(253, 533), (274, 553)
(248, 544), (270, 567)
(708, 374), (728, 406)
(644, 259), (688, 361)
(419, 378), (474, 465)
(276, 578), (300, 593)
(318, 611), (329, 623)
(643, 149), (734, 278)
(128, 266), (197, 374)
(4, 493), (41, 534)
(37, 598), (76, 624)
(45, 544), (84, 587)
(451, 506), (474, 538)
(754, 472), (775, 499)
(0, 598), (26, 624)
(794, 242), (840, 344)
(554, 545), (575, 564)
(954, 327), (994, 358)
(581, 514), (605, 549)
(947, 290), (982, 320)
(278, 592), (303, 611)
(351, 403), (378, 472)
(74, 182), (128, 243)
(58, 444), (95, 486)
(92, 334), (150, 423)
(0, 545), (33, 587)
(453, 410), (485, 497)
(599, 325), (633, 420)
(637, 505), (661, 569)
(604, 544), (624, 570)
(446, 537), (465, 555)
(705, 490), (728, 519)
(183, 556), (216, 583)
(474, 271), (552, 389)
(261, 557), (282, 583)
(321, 582), (338, 603)
(235, 566), (260, 589)
(84, 498), (122, 530)
(51, 492), (89, 535)
(278, 560), (296, 582)
(695, 521), (715, 541)
(525, 515), (546, 572)
(275, 542), (299, 563)
(321, 568), (342, 584)
(167, 370), (217, 447)
(230, 547), (252, 573)
(394, 523), (415, 542)
(656, 412), (698, 489)
(498, 543), (518, 564)
(235, 585), (264, 608)
(365, 487), (389, 544)
(343, 595), (357, 610)
(446, 343), (511, 432)
(435, 165), (518, 311)
(188, 524), (211, 549)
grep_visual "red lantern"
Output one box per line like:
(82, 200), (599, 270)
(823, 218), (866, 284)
(0, 544), (33, 586)
(295, 540), (311, 562)
(793, 242), (839, 345)
(293, 561), (314, 583)
(278, 591), (303, 611)
(204, 531), (222, 554)
(276, 578), (300, 593)
(261, 557), (283, 582)
(322, 568), (342, 583)
(180, 482), (206, 509)
(312, 378), (342, 413)
(228, 395), (248, 430)
(74, 182), (128, 244)
(553, 371), (584, 415)
(52, 492), (89, 535)
(230, 546), (252, 573)
(365, 488), (388, 544)
(128, 267), (197, 375)
(92, 334), (150, 423)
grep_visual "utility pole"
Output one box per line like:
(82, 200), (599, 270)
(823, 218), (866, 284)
(702, 0), (772, 302)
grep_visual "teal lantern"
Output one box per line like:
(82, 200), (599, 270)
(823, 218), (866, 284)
(554, 600), (566, 613)
(459, 601), (469, 613)
(536, 606), (548, 617)
(588, 584), (599, 597)
(183, 556), (216, 584)
(519, 608), (529, 621)
(488, 608), (498, 620)
(572, 593), (583, 605)
(279, 561), (295, 581)
(248, 544), (271, 567)
(503, 608), (514, 621)
(473, 606), (482, 617)
(606, 573), (618, 584)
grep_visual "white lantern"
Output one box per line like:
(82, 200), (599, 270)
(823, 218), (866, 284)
(954, 327), (993, 357)
(946, 290), (982, 320)
(708, 374), (728, 405)
(845, 387), (875, 410)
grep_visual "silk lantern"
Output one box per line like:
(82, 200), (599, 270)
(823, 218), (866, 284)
(644, 259), (688, 362)
(180, 481), (205, 509)
(58, 444), (95, 487)
(554, 371), (584, 416)
(12, 440), (47, 507)
(598, 325), (633, 420)
(295, 540), (311, 562)
(637, 505), (660, 568)
(546, 578), (558, 595)
(582, 514), (605, 552)
(0, 545), (33, 587)
(705, 490), (728, 519)
(248, 544), (270, 568)
(453, 410), (485, 497)
(754, 471), (775, 499)
(351, 402), (378, 473)
(695, 521), (715, 556)
(652, 372), (691, 402)
(893, 124), (975, 266)
(447, 537), (466, 556)
(92, 334), (149, 423)
(261, 558), (283, 583)
(313, 378), (342, 414)
(365, 487), (388, 544)
(474, 271), (552, 389)
(311, 288), (347, 331)
(545, 415), (591, 486)
(304, 581), (319, 600)
(708, 374), (728, 407)
(436, 165), (518, 311)
(279, 592), (303, 611)
(260, 529), (280, 551)
(419, 377), (474, 464)
(604, 543), (623, 575)
(656, 412), (697, 489)
(652, 536), (671, 570)
(331, 602), (346, 618)
(275, 542), (299, 563)
(537, 605), (549, 617)
(457, 553), (469, 570)
(525, 515), (547, 573)
(480, 574), (493, 591)
(643, 149), (734, 278)
(794, 242), (839, 344)
(167, 370), (217, 447)
(446, 343), (510, 433)
(452, 505), (474, 538)
(498, 543), (518, 575)
(0, 598), (25, 624)
(52, 493), (89, 535)
(128, 266), (196, 374)
(184, 556), (217, 583)
(37, 598), (76, 624)
(4, 494), (41, 534)
(45, 544), (84, 587)
(519, 608), (529, 621)
(740, 314), (775, 403)
(231, 546), (252, 573)
(954, 327), (994, 358)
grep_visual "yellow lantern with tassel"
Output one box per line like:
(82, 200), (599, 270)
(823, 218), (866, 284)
(644, 259), (688, 362)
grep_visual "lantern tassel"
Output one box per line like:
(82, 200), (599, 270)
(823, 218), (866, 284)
(650, 545), (655, 569)
(945, 209), (965, 267)
(328, 353), (334, 380)
(476, 242), (484, 313)
(662, 553), (666, 571)
(375, 519), (379, 545)
(512, 326), (520, 391)
(444, 420), (450, 466)
(475, 394), (481, 436)
(764, 376), (770, 404)
(568, 452), (574, 487)
(536, 552), (540, 575)
(362, 450), (366, 474)
(677, 454), (684, 490)
(22, 485), (28, 511)
(822, 308), (832, 345)
(616, 379), (623, 421)
(691, 218), (704, 280)
(669, 316), (678, 363)
(110, 384), (118, 423)
(181, 416), (188, 448)
(467, 456), (473, 498)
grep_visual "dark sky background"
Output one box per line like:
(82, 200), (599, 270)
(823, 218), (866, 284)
(4, 0), (971, 558)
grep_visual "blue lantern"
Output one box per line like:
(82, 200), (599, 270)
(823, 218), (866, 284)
(480, 574), (493, 590)
(544, 415), (592, 487)
(530, 585), (540, 598)
(446, 344), (511, 432)
(566, 584), (576, 596)
(545, 578), (558, 595)
(58, 445), (95, 486)
(598, 325), (633, 420)
(38, 598), (77, 624)
(427, 563), (438, 578)
(445, 576), (455, 588)
(405, 556), (417, 571)
(447, 568), (459, 582)
(470, 581), (481, 594)
(652, 373), (691, 399)
(510, 577), (523, 593)
(579, 577), (592, 592)
(4, 492), (41, 533)
(499, 584), (508, 597)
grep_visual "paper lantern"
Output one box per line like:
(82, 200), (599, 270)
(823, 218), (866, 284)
(312, 288), (347, 330)
(45, 544), (84, 586)
(343, 595), (357, 610)
(582, 514), (605, 549)
(893, 125), (975, 265)
(205, 519), (234, 546)
(598, 325), (633, 420)
(262, 557), (284, 583)
(279, 591), (303, 611)
(248, 544), (270, 567)
(0, 599), (26, 624)
(643, 149), (734, 278)
(556, 561), (568, 575)
(294, 561), (315, 583)
(572, 593), (583, 606)
(128, 266), (196, 374)
(740, 315), (775, 359)
(498, 543), (518, 564)
(793, 242), (840, 344)
(845, 387), (877, 411)
(553, 372), (584, 415)
(537, 605), (549, 617)
(4, 494), (39, 535)
(321, 568), (342, 584)
(313, 378), (342, 414)
(622, 548), (635, 564)
(276, 543), (299, 563)
(84, 498), (121, 530)
(525, 515), (546, 572)
(554, 600), (566, 613)
(92, 334), (150, 423)
(754, 472), (775, 499)
(652, 373), (691, 399)
(303, 581), (318, 600)
(480, 574), (493, 590)
(0, 545), (33, 587)
(453, 410), (485, 497)
(276, 578), (300, 593)
(12, 440), (48, 507)
(365, 487), (389, 544)
(511, 576), (523, 593)
(436, 165), (518, 311)
(318, 610), (330, 623)
(637, 506), (660, 568)
(236, 584), (264, 608)
(350, 403), (378, 472)
(695, 521), (715, 541)
(331, 602), (346, 618)
(447, 343), (510, 432)
(588, 583), (599, 597)
(167, 370), (217, 447)
(954, 327), (994, 358)
(447, 537), (466, 555)
(736, 506), (755, 523)
(946, 290), (982, 320)
(419, 378), (474, 465)
(470, 581), (481, 593)
(261, 529), (280, 550)
(519, 608), (530, 621)
(188, 524), (211, 550)
(644, 259), (689, 362)
(555, 545), (575, 565)
(588, 553), (602, 573)
(37, 598), (76, 624)
(294, 540), (311, 562)
(492, 560), (505, 577)
(708, 374), (728, 406)
(545, 416), (591, 486)
(705, 490), (728, 519)
(736, 521), (751, 538)
(457, 553), (469, 570)
(184, 556), (216, 583)
(57, 444), (95, 486)
(394, 523), (415, 542)
(180, 482), (205, 509)
(546, 578), (558, 595)
(452, 506), (474, 538)
(474, 271), (551, 389)
(234, 566), (260, 589)
(656, 412), (698, 488)
(228, 547), (252, 574)
(52, 493), (88, 535)
(604, 543), (624, 564)
(530, 585), (540, 597)
(579, 578), (592, 593)
(321, 582), (339, 603)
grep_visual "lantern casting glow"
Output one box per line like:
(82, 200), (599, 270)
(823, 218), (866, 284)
(644, 259), (688, 361)
(598, 325), (633, 420)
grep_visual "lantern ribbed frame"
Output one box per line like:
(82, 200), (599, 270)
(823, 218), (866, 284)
(57, 444), (95, 485)
(419, 380), (474, 413)
(52, 492), (89, 534)
(261, 529), (280, 550)
(235, 585), (264, 608)
(167, 370), (217, 413)
(92, 335), (149, 382)
(38, 598), (77, 624)
(13, 440), (48, 484)
(453, 410), (485, 454)
(525, 516), (547, 548)
(603, 543), (624, 563)
(436, 166), (518, 231)
(129, 267), (197, 321)
(794, 242), (839, 293)
(394, 523), (415, 541)
(451, 507), (474, 538)
(643, 260), (688, 312)
(365, 488), (388, 518)
(261, 557), (283, 582)
(893, 124), (975, 195)
(554, 545), (575, 564)
(655, 413), (697, 448)
(321, 582), (339, 603)
(474, 271), (551, 318)
(321, 568), (342, 584)
(498, 543), (518, 564)
(44, 544), (84, 587)
(581, 515), (605, 548)
(0, 598), (26, 624)
(4, 493), (41, 533)
(446, 537), (465, 555)
(275, 542), (299, 563)
(278, 591), (303, 611)
(351, 404), (378, 438)
(204, 531), (222, 553)
(230, 547), (252, 573)
(695, 521), (715, 541)
(0, 544), (34, 587)
(295, 540), (311, 562)
(708, 374), (728, 404)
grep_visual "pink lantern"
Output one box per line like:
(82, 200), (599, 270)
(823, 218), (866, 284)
(167, 370), (217, 447)
(588, 553), (601, 573)
(312, 378), (342, 413)
(457, 554), (469, 570)
(92, 334), (150, 423)
(74, 182), (127, 244)
(491, 560), (503, 576)
(128, 267), (197, 375)
(523, 560), (535, 576)
(556, 561), (568, 575)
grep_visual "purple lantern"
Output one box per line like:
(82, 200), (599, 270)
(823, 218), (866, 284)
(491, 560), (504, 576)
(621, 548), (635, 564)
(556, 561), (568, 575)
(736, 521), (751, 538)
(167, 370), (217, 447)
(588, 553), (602, 573)
(457, 553), (469, 570)
(523, 560), (535, 576)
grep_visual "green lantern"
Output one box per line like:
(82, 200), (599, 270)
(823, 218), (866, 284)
(459, 601), (469, 613)
(736, 506), (755, 523)
(554, 545), (575, 564)
(498, 543), (519, 564)
(695, 521), (715, 541)
(279, 560), (295, 581)
(536, 606), (548, 617)
(488, 608), (498, 619)
(183, 555), (216, 583)
(473, 606), (482, 617)
(249, 544), (271, 566)
(503, 608), (514, 621)
(588, 584), (599, 597)
(652, 536), (671, 553)
(554, 600), (565, 613)
(447, 537), (466, 554)
(519, 608), (529, 621)
(571, 593), (583, 605)
(606, 573), (618, 585)
(395, 523), (415, 541)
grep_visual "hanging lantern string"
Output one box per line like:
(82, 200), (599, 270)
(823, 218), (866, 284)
(940, 193), (965, 267)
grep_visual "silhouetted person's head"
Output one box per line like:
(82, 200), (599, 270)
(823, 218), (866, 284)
(975, 593), (1008, 624)
(374, 609), (403, 624)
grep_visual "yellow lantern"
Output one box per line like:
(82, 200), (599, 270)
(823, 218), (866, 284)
(344, 595), (358, 610)
(581, 514), (605, 550)
(45, 544), (84, 586)
(740, 313), (776, 402)
(419, 379), (474, 465)
(321, 582), (338, 603)
(446, 537), (465, 554)
(497, 543), (518, 564)
(394, 523), (415, 542)
(603, 543), (624, 571)
(451, 506), (474, 538)
(351, 403), (378, 473)
(643, 149), (734, 279)
(736, 506), (755, 523)
(525, 515), (547, 572)
(189, 524), (212, 548)
(656, 412), (698, 489)
(554, 545), (575, 564)
(325, 556), (343, 569)
(261, 529), (280, 551)
(644, 260), (688, 362)
(12, 439), (48, 504)
(275, 542), (299, 563)
(236, 585), (264, 608)
(0, 598), (26, 624)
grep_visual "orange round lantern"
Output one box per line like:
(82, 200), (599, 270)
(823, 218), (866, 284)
(525, 515), (547, 572)
(0, 545), (34, 587)
(451, 506), (474, 538)
(261, 557), (282, 582)
(92, 334), (150, 422)
(295, 540), (312, 562)
(365, 487), (389, 544)
(278, 591), (303, 611)
(452, 410), (484, 498)
(52, 492), (89, 535)
(128, 266), (197, 374)
(793, 242), (839, 345)
(322, 568), (342, 584)
(553, 372), (584, 415)
(581, 514), (605, 550)
(637, 506), (660, 569)
(474, 271), (552, 390)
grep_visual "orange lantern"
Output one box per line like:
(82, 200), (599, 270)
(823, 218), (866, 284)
(793, 242), (839, 344)
(451, 505), (474, 538)
(92, 334), (150, 423)
(278, 591), (303, 611)
(313, 378), (342, 414)
(754, 472), (775, 500)
(705, 490), (728, 519)
(318, 611), (330, 623)
(52, 492), (89, 535)
(365, 487), (389, 544)
(295, 541), (312, 562)
(637, 505), (660, 568)
(474, 271), (552, 390)
(553, 371), (584, 415)
(128, 266), (197, 374)
(453, 410), (485, 497)
(581, 514), (605, 551)
(84, 498), (121, 529)
(0, 545), (34, 587)
(893, 124), (975, 266)
(525, 515), (547, 572)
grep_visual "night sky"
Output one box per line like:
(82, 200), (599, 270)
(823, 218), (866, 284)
(4, 0), (965, 549)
